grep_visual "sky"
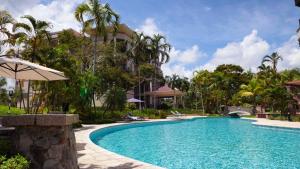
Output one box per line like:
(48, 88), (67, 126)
(1, 0), (300, 79)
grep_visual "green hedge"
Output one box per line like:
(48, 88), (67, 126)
(268, 114), (300, 122)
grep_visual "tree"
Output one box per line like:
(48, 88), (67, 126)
(0, 10), (14, 55)
(262, 52), (282, 73)
(129, 32), (149, 109)
(74, 0), (120, 73)
(165, 74), (189, 92)
(147, 34), (171, 65)
(13, 15), (51, 112)
(239, 78), (264, 114)
(0, 78), (8, 104)
(214, 64), (249, 105)
(147, 34), (171, 107)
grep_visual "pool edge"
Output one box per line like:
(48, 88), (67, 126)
(76, 116), (206, 169)
(242, 117), (300, 129)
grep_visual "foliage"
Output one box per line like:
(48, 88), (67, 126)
(191, 65), (251, 114)
(165, 74), (190, 92)
(0, 105), (25, 116)
(0, 154), (30, 169)
(1, 6), (300, 122)
(0, 79), (8, 104)
(191, 58), (298, 115)
(103, 85), (127, 112)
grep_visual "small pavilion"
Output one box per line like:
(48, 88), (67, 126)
(145, 84), (184, 108)
(285, 80), (300, 105)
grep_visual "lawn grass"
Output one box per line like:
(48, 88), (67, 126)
(0, 105), (25, 116)
(243, 115), (256, 118)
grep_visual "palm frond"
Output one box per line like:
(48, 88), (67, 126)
(22, 15), (37, 29)
(13, 22), (32, 34)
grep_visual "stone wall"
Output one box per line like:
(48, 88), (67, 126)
(12, 126), (78, 169)
(2, 114), (79, 169)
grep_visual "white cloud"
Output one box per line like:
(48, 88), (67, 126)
(169, 45), (206, 64)
(200, 30), (270, 71)
(1, 0), (82, 32)
(162, 64), (194, 79)
(162, 45), (207, 78)
(0, 0), (40, 16)
(277, 35), (300, 70)
(136, 18), (163, 36)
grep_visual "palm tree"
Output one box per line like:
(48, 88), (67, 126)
(129, 32), (149, 109)
(74, 0), (120, 73)
(0, 10), (14, 37)
(258, 63), (271, 72)
(239, 78), (264, 114)
(0, 10), (14, 54)
(147, 34), (171, 64)
(262, 52), (282, 73)
(13, 15), (51, 112)
(147, 34), (171, 108)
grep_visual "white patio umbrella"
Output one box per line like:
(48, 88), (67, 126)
(0, 56), (68, 81)
(0, 56), (68, 113)
(127, 98), (144, 103)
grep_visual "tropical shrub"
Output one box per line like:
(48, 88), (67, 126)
(0, 154), (30, 169)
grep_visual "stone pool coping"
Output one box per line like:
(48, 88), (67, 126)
(75, 116), (205, 169)
(242, 117), (300, 129)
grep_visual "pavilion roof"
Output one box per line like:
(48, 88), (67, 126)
(145, 84), (183, 97)
(285, 80), (300, 86)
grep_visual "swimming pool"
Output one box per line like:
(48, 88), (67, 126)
(90, 118), (300, 169)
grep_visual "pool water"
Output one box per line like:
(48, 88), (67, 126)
(90, 118), (300, 169)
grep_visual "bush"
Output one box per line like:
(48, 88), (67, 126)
(0, 154), (30, 169)
(0, 156), (6, 164)
(268, 114), (300, 122)
(126, 103), (137, 110)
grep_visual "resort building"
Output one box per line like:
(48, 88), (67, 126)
(15, 24), (165, 109)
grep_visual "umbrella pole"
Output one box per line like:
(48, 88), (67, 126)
(26, 80), (31, 113)
(138, 68), (141, 111)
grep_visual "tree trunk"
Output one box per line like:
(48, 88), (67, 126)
(138, 67), (141, 110)
(26, 81), (30, 113)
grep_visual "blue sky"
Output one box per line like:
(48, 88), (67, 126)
(2, 0), (300, 78)
(101, 0), (298, 55)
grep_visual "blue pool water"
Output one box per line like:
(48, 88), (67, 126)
(90, 118), (300, 169)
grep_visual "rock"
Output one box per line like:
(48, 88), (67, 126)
(43, 159), (59, 169)
(48, 144), (64, 159)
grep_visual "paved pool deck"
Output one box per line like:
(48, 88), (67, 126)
(243, 117), (300, 129)
(75, 116), (204, 169)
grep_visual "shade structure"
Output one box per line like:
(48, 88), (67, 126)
(286, 80), (300, 86)
(0, 56), (68, 81)
(127, 98), (144, 103)
(145, 84), (183, 97)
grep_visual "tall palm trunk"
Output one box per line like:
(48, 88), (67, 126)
(138, 67), (142, 110)
(27, 41), (37, 113)
(92, 34), (97, 114)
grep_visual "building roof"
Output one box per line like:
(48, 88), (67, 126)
(50, 28), (82, 39)
(286, 80), (300, 86)
(86, 24), (135, 37)
(145, 84), (183, 97)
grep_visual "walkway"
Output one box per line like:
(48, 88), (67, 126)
(244, 117), (300, 129)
